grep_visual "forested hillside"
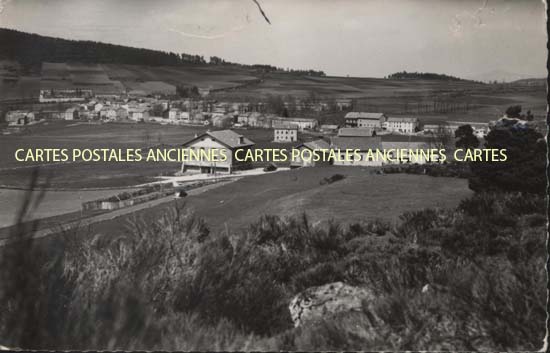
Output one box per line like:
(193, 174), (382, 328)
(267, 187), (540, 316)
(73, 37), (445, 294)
(387, 71), (481, 83)
(0, 28), (191, 67)
(0, 28), (325, 76)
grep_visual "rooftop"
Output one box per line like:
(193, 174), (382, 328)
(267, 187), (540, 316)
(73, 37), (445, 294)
(380, 134), (431, 143)
(181, 129), (255, 148)
(345, 112), (386, 120)
(338, 127), (375, 137)
(301, 139), (330, 150)
(330, 136), (382, 151)
(386, 117), (419, 123)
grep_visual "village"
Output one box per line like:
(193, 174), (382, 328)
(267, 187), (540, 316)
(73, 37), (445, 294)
(3, 87), (530, 176)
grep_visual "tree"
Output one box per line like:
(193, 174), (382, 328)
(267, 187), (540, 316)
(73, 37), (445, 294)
(505, 105), (522, 119)
(468, 125), (546, 194)
(151, 103), (165, 117)
(176, 85), (199, 98)
(455, 125), (479, 149)
(266, 94), (286, 116)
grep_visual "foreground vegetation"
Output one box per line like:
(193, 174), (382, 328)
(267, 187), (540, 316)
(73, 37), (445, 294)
(0, 123), (546, 350)
(0, 188), (545, 350)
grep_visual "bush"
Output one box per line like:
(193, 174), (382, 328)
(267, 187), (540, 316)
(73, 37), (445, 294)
(263, 163), (278, 172)
(320, 174), (346, 185)
(0, 186), (546, 350)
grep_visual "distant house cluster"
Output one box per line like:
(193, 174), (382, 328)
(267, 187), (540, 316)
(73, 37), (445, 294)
(39, 89), (93, 103)
(344, 112), (419, 134)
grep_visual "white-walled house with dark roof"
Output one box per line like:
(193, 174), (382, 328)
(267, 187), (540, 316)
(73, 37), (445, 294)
(180, 129), (255, 174)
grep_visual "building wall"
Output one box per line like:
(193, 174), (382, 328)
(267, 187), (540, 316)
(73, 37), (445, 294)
(384, 121), (418, 134)
(181, 136), (253, 173)
(290, 146), (332, 168)
(331, 151), (383, 166)
(357, 119), (381, 128)
(274, 129), (298, 142)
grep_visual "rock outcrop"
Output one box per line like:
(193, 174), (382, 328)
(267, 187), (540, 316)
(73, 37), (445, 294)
(288, 281), (377, 327)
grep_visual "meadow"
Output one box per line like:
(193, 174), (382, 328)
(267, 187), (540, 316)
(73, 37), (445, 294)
(70, 167), (472, 238)
(0, 184), (544, 351)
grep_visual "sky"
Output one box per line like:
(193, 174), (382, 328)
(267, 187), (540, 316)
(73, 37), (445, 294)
(0, 0), (546, 78)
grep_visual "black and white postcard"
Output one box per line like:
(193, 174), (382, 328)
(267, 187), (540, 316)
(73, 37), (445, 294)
(0, 0), (547, 351)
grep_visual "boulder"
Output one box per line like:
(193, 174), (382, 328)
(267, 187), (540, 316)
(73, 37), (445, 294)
(288, 281), (377, 327)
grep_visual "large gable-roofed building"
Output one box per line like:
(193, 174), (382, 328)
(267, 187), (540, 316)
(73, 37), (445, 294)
(345, 112), (387, 128)
(181, 129), (255, 174)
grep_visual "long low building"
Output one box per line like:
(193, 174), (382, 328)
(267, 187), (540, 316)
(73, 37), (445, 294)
(344, 112), (387, 128)
(330, 134), (441, 166)
(423, 121), (489, 138)
(271, 117), (318, 131)
(383, 117), (419, 134)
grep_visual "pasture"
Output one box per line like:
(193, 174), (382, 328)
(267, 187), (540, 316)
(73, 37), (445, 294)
(75, 167), (472, 238)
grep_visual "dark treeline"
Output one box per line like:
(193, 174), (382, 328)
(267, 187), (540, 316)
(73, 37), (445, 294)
(209, 55), (325, 76)
(0, 28), (186, 67)
(387, 71), (482, 83)
(0, 28), (325, 76)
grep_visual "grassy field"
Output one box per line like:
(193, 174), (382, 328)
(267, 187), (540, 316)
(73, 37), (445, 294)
(0, 61), (260, 100)
(66, 167), (472, 238)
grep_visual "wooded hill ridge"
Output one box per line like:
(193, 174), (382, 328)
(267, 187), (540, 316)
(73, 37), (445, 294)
(0, 27), (325, 76)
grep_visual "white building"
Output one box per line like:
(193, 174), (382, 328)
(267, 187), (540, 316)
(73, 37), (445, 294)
(168, 108), (181, 121)
(181, 129), (255, 174)
(383, 117), (419, 134)
(39, 89), (92, 103)
(274, 127), (298, 142)
(128, 108), (149, 122)
(271, 117), (318, 131)
(5, 111), (35, 125)
(99, 108), (117, 121)
(64, 108), (78, 120)
(423, 121), (489, 138)
(345, 112), (387, 128)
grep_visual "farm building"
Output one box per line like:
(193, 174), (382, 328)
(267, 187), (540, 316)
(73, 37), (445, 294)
(271, 117), (318, 131)
(36, 110), (64, 120)
(99, 107), (117, 121)
(274, 126), (298, 142)
(320, 124), (339, 133)
(338, 127), (376, 137)
(64, 108), (79, 120)
(168, 108), (182, 121)
(383, 117), (419, 134)
(39, 89), (93, 103)
(335, 98), (353, 111)
(238, 112), (272, 128)
(290, 139), (331, 168)
(423, 121), (489, 138)
(345, 112), (387, 128)
(128, 108), (150, 122)
(5, 110), (35, 125)
(212, 115), (234, 128)
(330, 136), (383, 166)
(181, 129), (255, 174)
(380, 135), (441, 164)
(115, 107), (128, 121)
